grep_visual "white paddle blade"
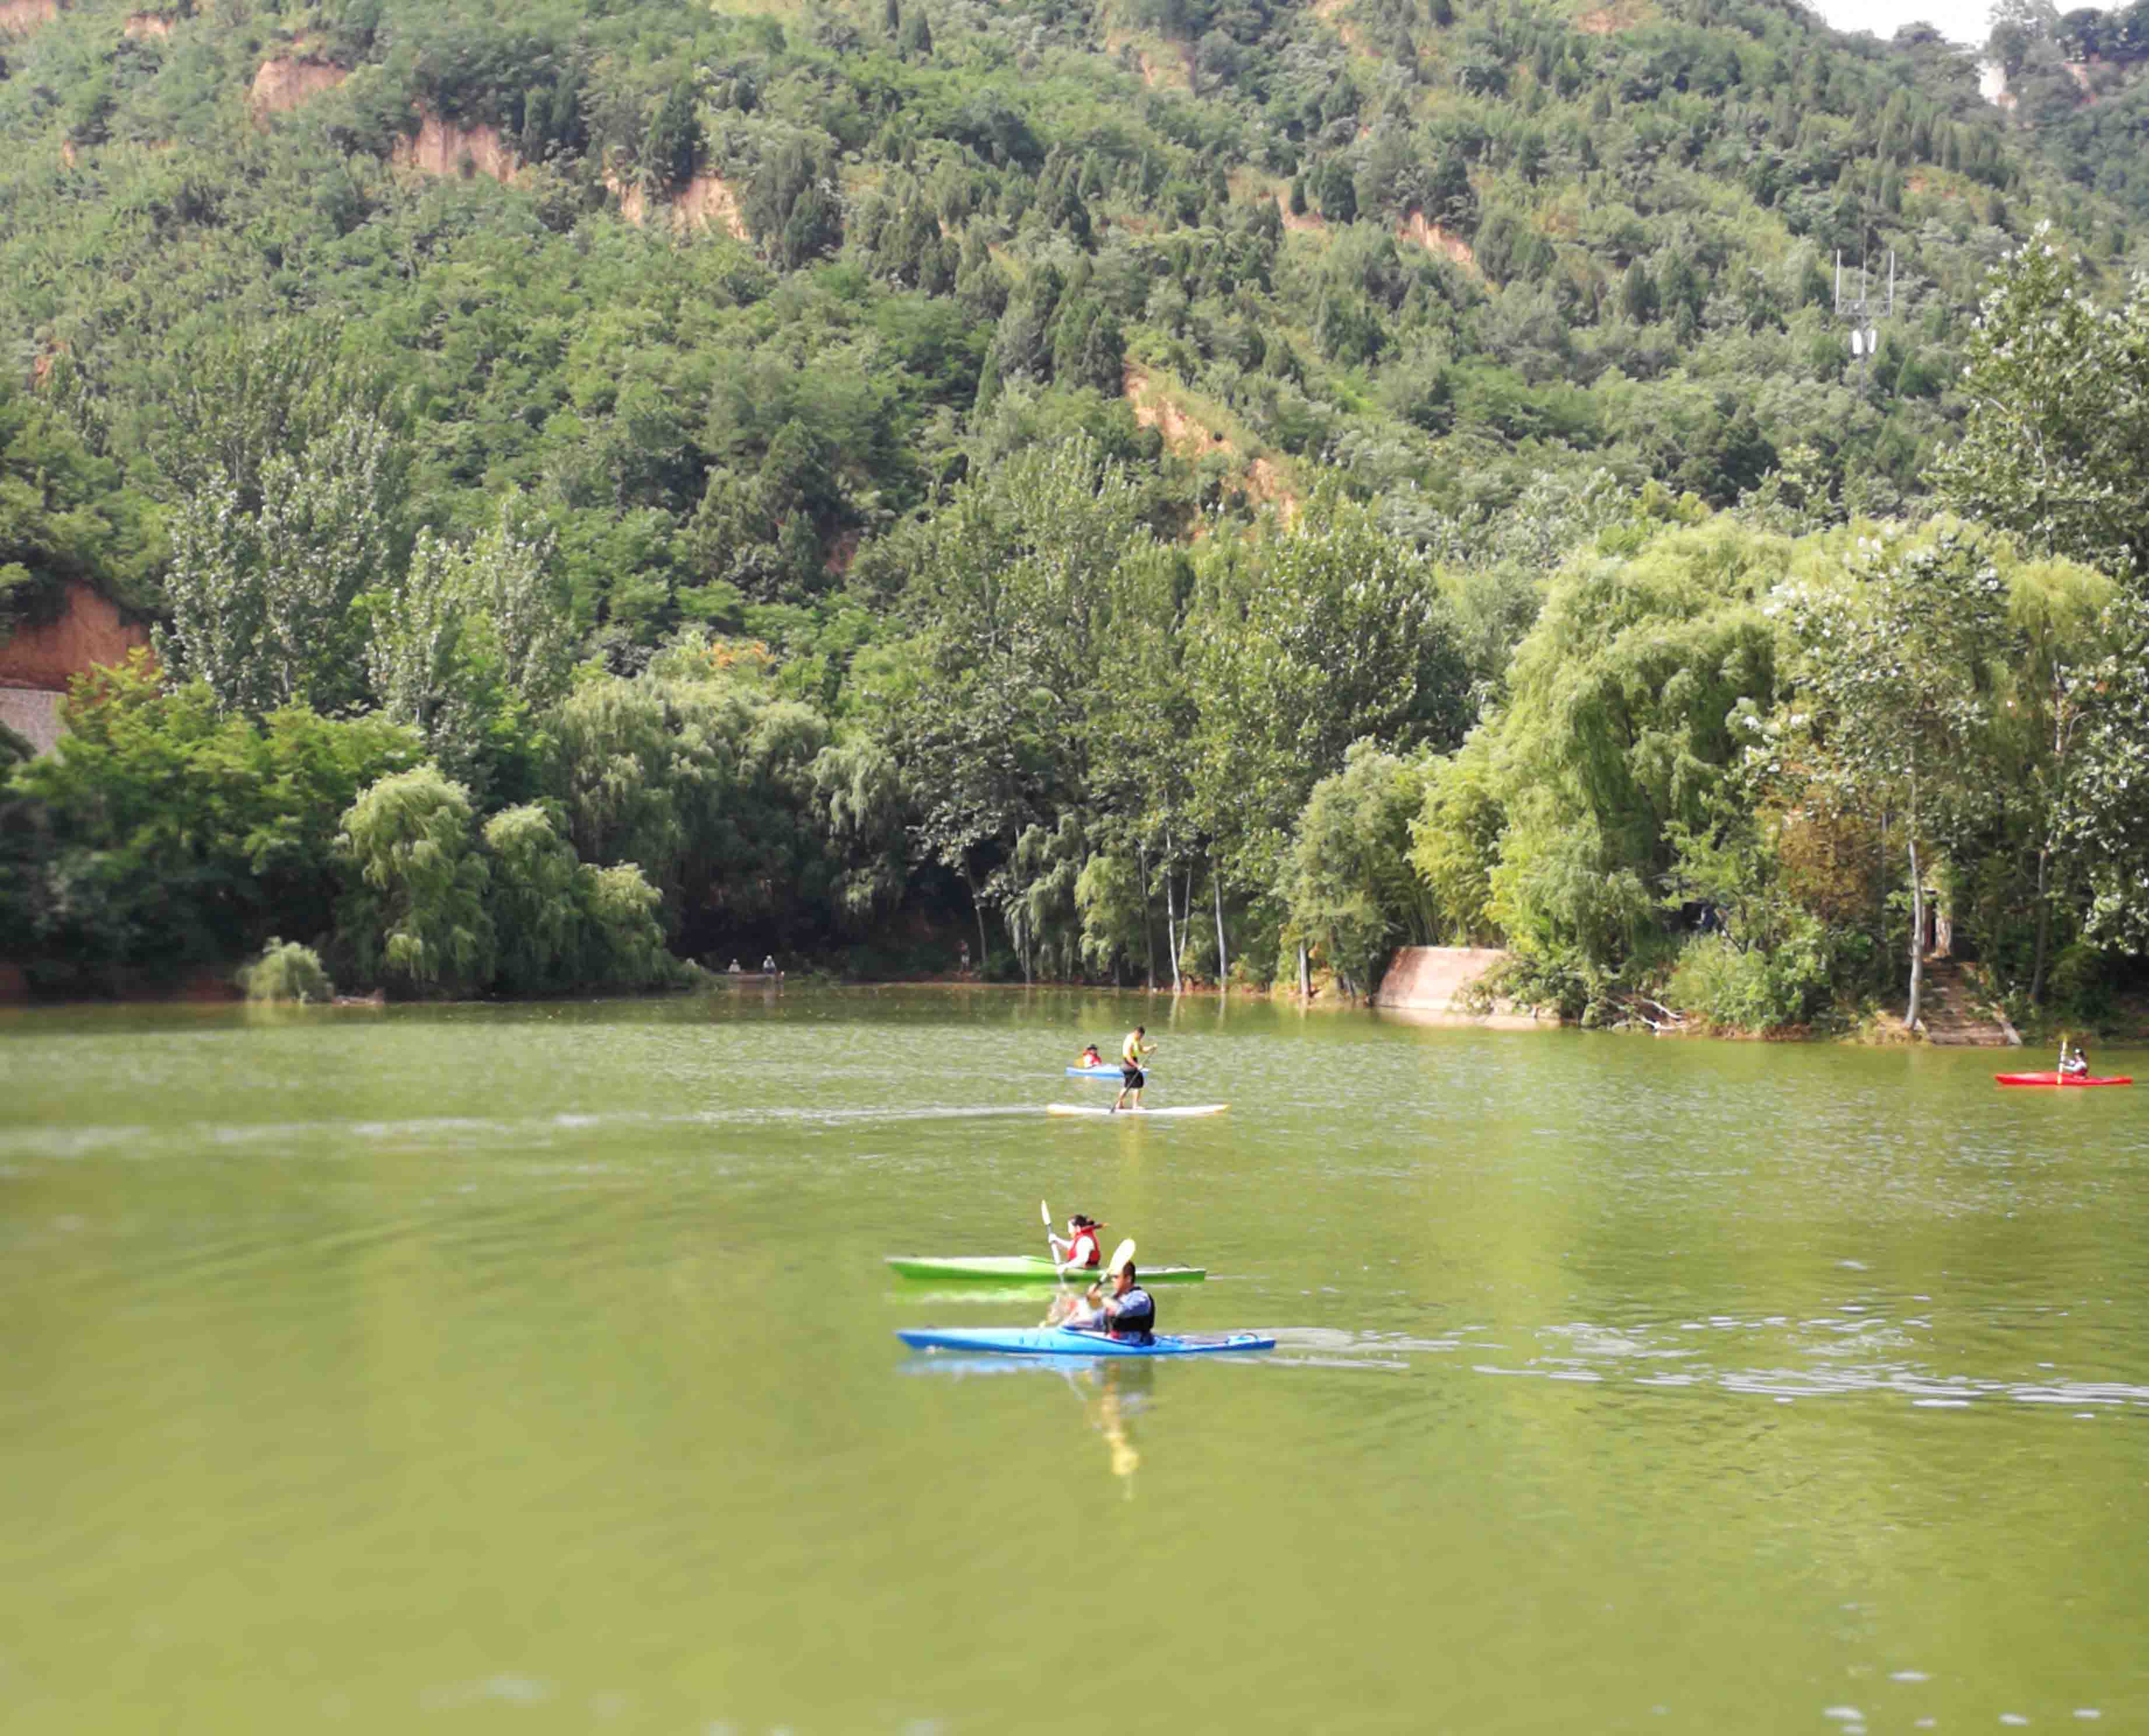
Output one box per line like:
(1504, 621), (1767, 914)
(1040, 1199), (1053, 1227)
(1109, 1237), (1136, 1275)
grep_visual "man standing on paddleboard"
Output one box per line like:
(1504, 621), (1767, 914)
(1111, 1026), (1154, 1113)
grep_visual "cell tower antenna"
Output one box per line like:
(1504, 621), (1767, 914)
(1837, 247), (1894, 365)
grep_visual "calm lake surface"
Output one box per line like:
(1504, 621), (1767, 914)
(4, 989), (2146, 1734)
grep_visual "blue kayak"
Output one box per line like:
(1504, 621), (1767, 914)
(897, 1326), (1274, 1357)
(1065, 1063), (1155, 1078)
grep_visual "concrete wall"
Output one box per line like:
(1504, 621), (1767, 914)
(0, 687), (64, 757)
(1373, 945), (1555, 1027)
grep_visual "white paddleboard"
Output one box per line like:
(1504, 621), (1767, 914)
(1044, 1103), (1229, 1118)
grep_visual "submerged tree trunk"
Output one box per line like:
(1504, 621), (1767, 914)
(1211, 859), (1228, 995)
(1297, 941), (1311, 1000)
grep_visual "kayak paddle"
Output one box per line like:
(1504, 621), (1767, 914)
(1109, 1237), (1135, 1276)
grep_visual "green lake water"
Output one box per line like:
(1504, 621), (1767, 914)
(3, 989), (2146, 1734)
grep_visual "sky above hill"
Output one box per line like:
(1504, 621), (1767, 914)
(1803, 0), (2069, 46)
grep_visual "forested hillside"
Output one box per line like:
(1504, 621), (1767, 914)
(5, 0), (2149, 1030)
(1983, 0), (2149, 223)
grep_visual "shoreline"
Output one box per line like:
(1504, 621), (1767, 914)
(4, 968), (2138, 1046)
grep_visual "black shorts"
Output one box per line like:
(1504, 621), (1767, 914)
(1121, 1066), (1145, 1088)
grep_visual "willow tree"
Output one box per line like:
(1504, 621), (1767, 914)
(337, 765), (495, 996)
(1465, 519), (1791, 970)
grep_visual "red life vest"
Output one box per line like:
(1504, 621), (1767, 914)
(1065, 1225), (1101, 1268)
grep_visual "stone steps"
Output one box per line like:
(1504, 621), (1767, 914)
(1917, 961), (2018, 1047)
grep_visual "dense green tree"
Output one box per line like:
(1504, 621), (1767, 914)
(550, 652), (834, 948)
(4, 656), (420, 988)
(367, 507), (572, 799)
(1931, 235), (2149, 583)
(337, 765), (497, 996)
(1436, 520), (1790, 971)
(1186, 490), (1473, 894)
(482, 801), (677, 994)
(2053, 591), (2149, 953)
(159, 413), (400, 718)
(645, 77), (701, 193)
(0, 375), (158, 632)
(1283, 744), (1439, 996)
(1769, 527), (2021, 1027)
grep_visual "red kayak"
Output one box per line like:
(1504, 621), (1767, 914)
(1994, 1072), (2133, 1087)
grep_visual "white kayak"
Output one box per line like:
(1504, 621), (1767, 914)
(1045, 1102), (1229, 1118)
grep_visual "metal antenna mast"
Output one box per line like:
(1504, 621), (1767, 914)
(1835, 247), (1895, 364)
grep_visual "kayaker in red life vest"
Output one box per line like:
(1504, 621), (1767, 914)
(2060, 1038), (2089, 1078)
(1078, 1044), (1104, 1068)
(1049, 1214), (1105, 1271)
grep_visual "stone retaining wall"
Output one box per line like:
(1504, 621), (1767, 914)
(1372, 945), (1556, 1028)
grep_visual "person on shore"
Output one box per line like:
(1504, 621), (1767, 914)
(2060, 1037), (2089, 1078)
(1048, 1213), (1105, 1271)
(761, 954), (776, 973)
(1078, 1043), (1104, 1068)
(1057, 1256), (1156, 1344)
(1111, 1025), (1154, 1113)
(726, 958), (741, 974)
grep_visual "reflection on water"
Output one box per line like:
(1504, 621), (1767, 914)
(5, 992), (2149, 1733)
(903, 1356), (1153, 1490)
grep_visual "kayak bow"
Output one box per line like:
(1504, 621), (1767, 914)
(897, 1326), (1273, 1357)
(885, 1255), (1207, 1282)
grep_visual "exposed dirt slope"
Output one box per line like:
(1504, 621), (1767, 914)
(249, 57), (347, 116)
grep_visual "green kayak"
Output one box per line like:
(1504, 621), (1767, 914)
(885, 1255), (1207, 1283)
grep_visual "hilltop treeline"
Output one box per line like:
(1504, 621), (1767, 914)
(5, 0), (2149, 1024)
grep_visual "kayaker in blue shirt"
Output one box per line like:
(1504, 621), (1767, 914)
(1061, 1259), (1155, 1344)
